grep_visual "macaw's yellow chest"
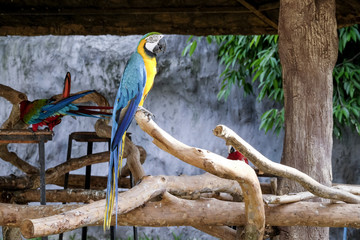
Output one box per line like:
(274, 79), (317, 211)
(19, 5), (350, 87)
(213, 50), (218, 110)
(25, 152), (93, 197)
(137, 41), (157, 106)
(141, 57), (157, 103)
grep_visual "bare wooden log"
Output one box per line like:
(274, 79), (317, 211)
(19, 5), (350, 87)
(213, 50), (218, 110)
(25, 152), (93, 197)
(333, 183), (360, 195)
(3, 189), (106, 204)
(0, 203), (79, 227)
(213, 125), (360, 204)
(117, 200), (360, 229)
(195, 225), (236, 239)
(120, 145), (146, 178)
(20, 175), (167, 238)
(45, 152), (110, 183)
(135, 110), (265, 240)
(94, 118), (148, 179)
(0, 145), (39, 175)
(123, 136), (145, 183)
(52, 174), (131, 190)
(2, 198), (360, 228)
(0, 175), (34, 190)
(263, 192), (316, 204)
(0, 84), (27, 130)
(164, 173), (242, 200)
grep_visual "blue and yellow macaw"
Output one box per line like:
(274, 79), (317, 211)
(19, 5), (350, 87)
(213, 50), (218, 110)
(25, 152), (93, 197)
(104, 32), (166, 229)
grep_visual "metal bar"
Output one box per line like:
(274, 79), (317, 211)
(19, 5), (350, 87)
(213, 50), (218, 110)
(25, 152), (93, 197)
(130, 172), (138, 240)
(82, 142), (93, 240)
(59, 135), (73, 240)
(38, 138), (48, 240)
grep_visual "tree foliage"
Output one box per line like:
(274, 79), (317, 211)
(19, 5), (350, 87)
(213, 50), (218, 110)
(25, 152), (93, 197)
(183, 25), (360, 138)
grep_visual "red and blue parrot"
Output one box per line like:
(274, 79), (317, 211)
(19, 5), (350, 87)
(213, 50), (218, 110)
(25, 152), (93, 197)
(227, 146), (249, 164)
(104, 32), (166, 229)
(20, 72), (112, 131)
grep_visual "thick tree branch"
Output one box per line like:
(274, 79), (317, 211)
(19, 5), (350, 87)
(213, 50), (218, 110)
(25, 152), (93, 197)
(52, 174), (131, 190)
(94, 119), (147, 179)
(2, 199), (359, 228)
(2, 189), (106, 204)
(0, 145), (39, 175)
(263, 192), (315, 204)
(135, 110), (265, 240)
(20, 175), (167, 238)
(213, 125), (360, 204)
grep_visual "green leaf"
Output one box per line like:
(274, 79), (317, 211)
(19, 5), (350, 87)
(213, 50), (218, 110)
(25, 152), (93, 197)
(189, 40), (197, 56)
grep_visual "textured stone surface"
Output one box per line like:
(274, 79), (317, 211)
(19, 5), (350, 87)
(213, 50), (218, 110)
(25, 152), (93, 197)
(0, 35), (358, 239)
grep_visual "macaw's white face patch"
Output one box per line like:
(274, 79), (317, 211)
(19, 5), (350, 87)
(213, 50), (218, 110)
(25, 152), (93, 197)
(145, 34), (164, 53)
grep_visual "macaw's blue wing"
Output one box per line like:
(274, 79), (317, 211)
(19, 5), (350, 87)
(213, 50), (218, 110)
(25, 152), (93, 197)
(41, 90), (95, 119)
(104, 52), (146, 229)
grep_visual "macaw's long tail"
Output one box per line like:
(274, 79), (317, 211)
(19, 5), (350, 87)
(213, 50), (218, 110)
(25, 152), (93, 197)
(68, 105), (113, 118)
(63, 72), (71, 98)
(104, 132), (126, 230)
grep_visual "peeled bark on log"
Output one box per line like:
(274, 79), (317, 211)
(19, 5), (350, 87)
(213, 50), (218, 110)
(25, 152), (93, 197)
(135, 110), (265, 240)
(20, 175), (167, 238)
(213, 125), (360, 204)
(3, 198), (360, 228)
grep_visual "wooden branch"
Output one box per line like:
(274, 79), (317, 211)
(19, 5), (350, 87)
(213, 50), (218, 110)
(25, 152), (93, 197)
(123, 136), (145, 183)
(333, 183), (360, 195)
(0, 145), (39, 175)
(2, 199), (360, 229)
(51, 174), (131, 190)
(94, 118), (147, 179)
(45, 152), (109, 183)
(20, 175), (167, 238)
(120, 145), (146, 178)
(0, 203), (79, 227)
(263, 192), (315, 204)
(0, 174), (130, 191)
(3, 189), (106, 204)
(213, 125), (360, 204)
(117, 200), (360, 229)
(0, 84), (27, 130)
(135, 110), (265, 240)
(195, 225), (236, 239)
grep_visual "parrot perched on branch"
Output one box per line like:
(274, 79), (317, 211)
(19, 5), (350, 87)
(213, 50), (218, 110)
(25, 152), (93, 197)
(227, 146), (249, 164)
(104, 32), (166, 229)
(20, 72), (112, 131)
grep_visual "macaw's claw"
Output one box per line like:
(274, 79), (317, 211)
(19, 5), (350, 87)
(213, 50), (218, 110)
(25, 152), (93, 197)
(137, 106), (155, 120)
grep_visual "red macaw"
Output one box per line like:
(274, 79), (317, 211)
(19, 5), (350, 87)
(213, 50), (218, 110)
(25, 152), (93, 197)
(20, 72), (112, 131)
(227, 146), (249, 164)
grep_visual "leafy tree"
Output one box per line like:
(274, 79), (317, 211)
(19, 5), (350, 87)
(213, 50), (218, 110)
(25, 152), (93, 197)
(183, 24), (360, 138)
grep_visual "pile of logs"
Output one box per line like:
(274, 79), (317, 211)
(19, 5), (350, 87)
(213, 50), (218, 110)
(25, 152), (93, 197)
(1, 84), (360, 239)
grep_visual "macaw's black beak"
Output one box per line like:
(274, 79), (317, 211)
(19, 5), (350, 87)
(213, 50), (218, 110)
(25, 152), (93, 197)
(153, 37), (166, 55)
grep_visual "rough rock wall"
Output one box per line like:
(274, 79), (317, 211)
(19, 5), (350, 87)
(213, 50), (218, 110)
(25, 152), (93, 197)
(0, 35), (358, 239)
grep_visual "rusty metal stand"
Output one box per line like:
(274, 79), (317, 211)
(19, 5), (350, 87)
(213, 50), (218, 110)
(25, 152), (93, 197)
(59, 132), (111, 240)
(0, 129), (53, 240)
